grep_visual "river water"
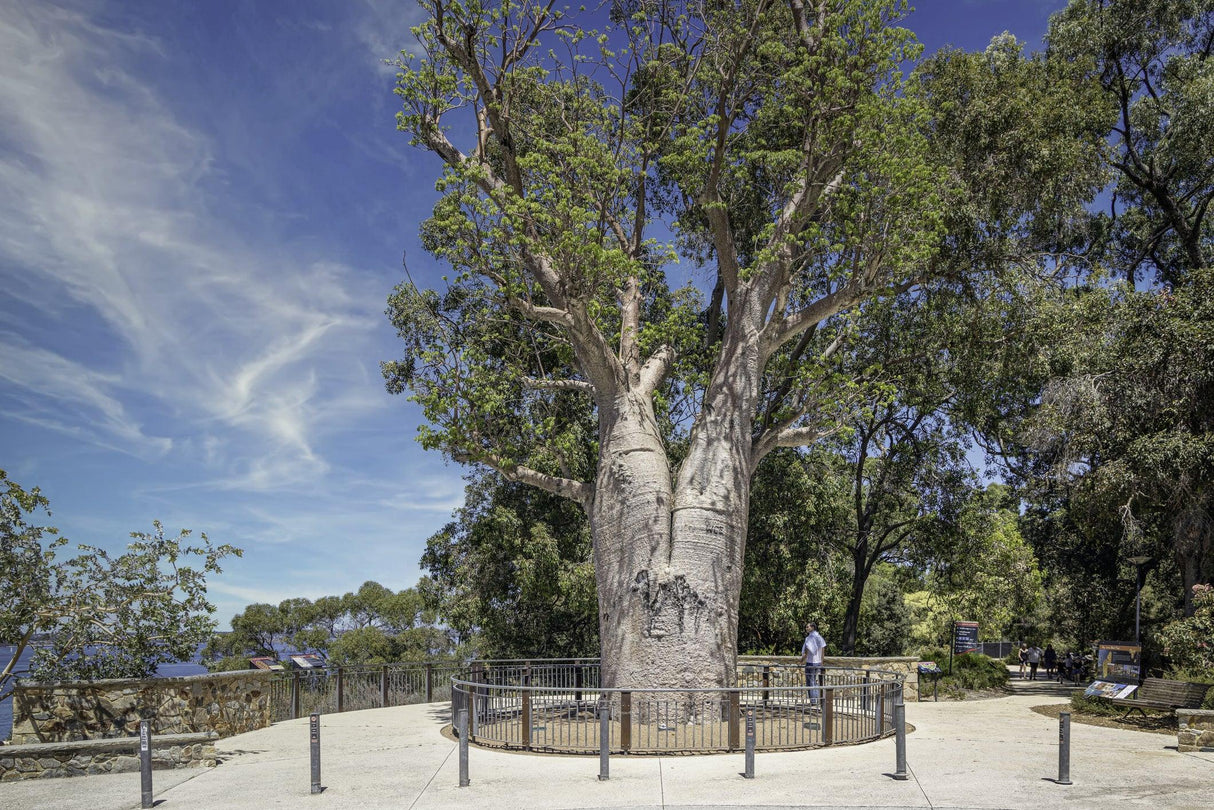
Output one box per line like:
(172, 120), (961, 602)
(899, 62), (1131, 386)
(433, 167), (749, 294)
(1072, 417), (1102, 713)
(1, 644), (207, 741)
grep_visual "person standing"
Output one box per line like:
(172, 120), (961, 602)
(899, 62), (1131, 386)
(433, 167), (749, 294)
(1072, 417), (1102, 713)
(1044, 645), (1057, 679)
(800, 621), (827, 706)
(1018, 643), (1028, 679)
(1027, 644), (1042, 680)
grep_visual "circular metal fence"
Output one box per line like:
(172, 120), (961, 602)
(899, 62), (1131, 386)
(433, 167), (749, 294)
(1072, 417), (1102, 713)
(452, 661), (904, 754)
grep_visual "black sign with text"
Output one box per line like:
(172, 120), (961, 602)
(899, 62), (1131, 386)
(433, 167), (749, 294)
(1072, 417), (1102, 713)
(953, 621), (980, 655)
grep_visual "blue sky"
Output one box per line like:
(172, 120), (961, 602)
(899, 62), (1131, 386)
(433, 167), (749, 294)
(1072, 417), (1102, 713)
(0, 0), (1066, 631)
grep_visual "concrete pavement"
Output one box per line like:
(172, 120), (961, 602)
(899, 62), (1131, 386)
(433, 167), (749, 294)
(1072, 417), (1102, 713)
(2, 677), (1211, 810)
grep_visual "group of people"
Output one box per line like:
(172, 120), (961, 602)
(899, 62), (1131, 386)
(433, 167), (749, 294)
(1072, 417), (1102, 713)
(1017, 643), (1054, 680)
(1017, 643), (1088, 683)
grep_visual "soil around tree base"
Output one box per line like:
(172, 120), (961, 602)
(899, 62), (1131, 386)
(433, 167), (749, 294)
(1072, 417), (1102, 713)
(1030, 702), (1176, 735)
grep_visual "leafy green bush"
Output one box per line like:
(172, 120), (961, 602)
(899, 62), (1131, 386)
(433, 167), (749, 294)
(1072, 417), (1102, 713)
(913, 649), (1009, 694)
(1159, 584), (1214, 673)
(949, 652), (1011, 690)
(1070, 692), (1124, 716)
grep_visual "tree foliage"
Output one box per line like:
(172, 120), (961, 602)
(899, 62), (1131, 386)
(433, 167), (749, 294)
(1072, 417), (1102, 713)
(1, 469), (239, 695)
(207, 581), (455, 669)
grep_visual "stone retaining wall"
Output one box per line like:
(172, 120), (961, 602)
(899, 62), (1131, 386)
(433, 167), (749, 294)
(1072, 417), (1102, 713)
(0, 732), (217, 781)
(737, 655), (919, 700)
(9, 670), (274, 744)
(1177, 708), (1214, 753)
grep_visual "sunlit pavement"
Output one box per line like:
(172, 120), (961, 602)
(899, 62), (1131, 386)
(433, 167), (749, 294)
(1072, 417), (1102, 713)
(1, 678), (1211, 810)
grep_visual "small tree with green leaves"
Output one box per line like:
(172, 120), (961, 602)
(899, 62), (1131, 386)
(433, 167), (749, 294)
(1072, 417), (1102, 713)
(2, 468), (240, 695)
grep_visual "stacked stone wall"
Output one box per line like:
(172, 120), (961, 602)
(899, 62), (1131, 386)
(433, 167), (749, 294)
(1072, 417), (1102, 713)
(9, 670), (274, 744)
(1177, 708), (1214, 753)
(0, 733), (216, 782)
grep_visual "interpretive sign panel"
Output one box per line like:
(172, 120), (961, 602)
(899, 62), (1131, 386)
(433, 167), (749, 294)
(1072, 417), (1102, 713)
(1095, 641), (1142, 684)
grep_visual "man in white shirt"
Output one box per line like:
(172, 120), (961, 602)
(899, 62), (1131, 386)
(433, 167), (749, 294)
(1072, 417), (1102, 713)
(1026, 645), (1042, 681)
(800, 621), (826, 705)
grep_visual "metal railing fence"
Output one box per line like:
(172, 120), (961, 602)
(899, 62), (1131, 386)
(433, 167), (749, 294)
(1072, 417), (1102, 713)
(452, 663), (902, 755)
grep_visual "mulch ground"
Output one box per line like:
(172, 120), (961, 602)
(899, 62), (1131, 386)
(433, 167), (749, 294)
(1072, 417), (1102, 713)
(1030, 702), (1177, 736)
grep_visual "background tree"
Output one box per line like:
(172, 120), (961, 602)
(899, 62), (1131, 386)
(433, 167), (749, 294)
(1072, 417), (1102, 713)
(422, 471), (598, 659)
(208, 581), (455, 669)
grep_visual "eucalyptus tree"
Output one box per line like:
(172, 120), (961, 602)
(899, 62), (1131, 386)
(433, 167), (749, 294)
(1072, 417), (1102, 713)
(1006, 0), (1214, 620)
(385, 0), (1102, 689)
(1050, 0), (1213, 287)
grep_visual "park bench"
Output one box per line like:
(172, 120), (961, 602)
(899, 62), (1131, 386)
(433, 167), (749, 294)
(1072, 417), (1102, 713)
(1105, 678), (1209, 719)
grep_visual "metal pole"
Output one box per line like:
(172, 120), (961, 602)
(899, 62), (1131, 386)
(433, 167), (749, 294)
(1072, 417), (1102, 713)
(893, 687), (908, 781)
(310, 712), (323, 794)
(1057, 711), (1072, 785)
(743, 707), (755, 779)
(598, 699), (610, 781)
(458, 700), (470, 787)
(139, 720), (153, 808)
(1135, 566), (1143, 644)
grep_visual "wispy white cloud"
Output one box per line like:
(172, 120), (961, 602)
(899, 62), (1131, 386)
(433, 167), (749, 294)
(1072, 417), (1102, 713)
(0, 1), (402, 491)
(0, 335), (172, 456)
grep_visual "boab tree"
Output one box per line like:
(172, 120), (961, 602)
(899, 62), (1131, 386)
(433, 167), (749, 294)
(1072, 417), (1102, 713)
(384, 0), (1093, 689)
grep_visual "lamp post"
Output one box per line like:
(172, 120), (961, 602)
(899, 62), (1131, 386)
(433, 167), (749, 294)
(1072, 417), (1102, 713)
(1127, 556), (1151, 644)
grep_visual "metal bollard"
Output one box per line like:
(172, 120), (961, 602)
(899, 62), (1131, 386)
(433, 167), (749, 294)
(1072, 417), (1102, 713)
(598, 699), (610, 781)
(893, 696), (908, 780)
(743, 708), (755, 779)
(310, 712), (324, 794)
(1057, 711), (1073, 785)
(458, 703), (470, 787)
(139, 720), (153, 808)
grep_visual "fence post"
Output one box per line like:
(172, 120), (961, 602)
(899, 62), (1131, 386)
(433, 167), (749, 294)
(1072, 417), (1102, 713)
(381, 664), (390, 707)
(522, 687), (532, 750)
(893, 685), (908, 781)
(761, 665), (770, 704)
(336, 667), (345, 714)
(575, 662), (584, 703)
(471, 661), (484, 737)
(822, 686), (835, 746)
(876, 687), (885, 737)
(310, 712), (323, 794)
(1057, 711), (1073, 785)
(598, 698), (610, 781)
(620, 691), (632, 753)
(291, 671), (300, 720)
(458, 700), (470, 788)
(728, 691), (741, 750)
(139, 719), (153, 808)
(743, 707), (755, 779)
(425, 663), (434, 703)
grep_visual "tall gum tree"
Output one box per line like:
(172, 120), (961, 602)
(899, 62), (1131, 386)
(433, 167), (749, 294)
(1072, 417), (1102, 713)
(384, 0), (1094, 690)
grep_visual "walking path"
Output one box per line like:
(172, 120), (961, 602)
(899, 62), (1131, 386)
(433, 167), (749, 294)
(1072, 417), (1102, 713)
(2, 674), (1210, 810)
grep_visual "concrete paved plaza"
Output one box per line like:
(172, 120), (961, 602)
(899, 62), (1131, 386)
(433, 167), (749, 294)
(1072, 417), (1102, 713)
(2, 678), (1211, 809)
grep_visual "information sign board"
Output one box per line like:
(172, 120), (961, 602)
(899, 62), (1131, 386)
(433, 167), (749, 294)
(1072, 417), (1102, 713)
(952, 621), (980, 655)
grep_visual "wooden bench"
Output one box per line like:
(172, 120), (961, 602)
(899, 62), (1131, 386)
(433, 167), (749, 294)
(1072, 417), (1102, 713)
(1106, 678), (1209, 718)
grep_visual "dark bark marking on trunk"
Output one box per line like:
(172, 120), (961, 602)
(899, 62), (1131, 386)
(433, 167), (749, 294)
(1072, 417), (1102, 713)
(632, 570), (707, 638)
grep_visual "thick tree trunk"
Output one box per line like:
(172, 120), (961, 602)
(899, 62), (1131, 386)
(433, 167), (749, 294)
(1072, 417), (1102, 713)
(592, 304), (763, 692)
(591, 397), (750, 691)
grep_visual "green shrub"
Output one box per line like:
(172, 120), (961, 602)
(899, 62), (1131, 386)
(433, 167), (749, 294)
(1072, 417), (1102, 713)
(1204, 685), (1214, 711)
(1070, 692), (1124, 716)
(949, 652), (1010, 690)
